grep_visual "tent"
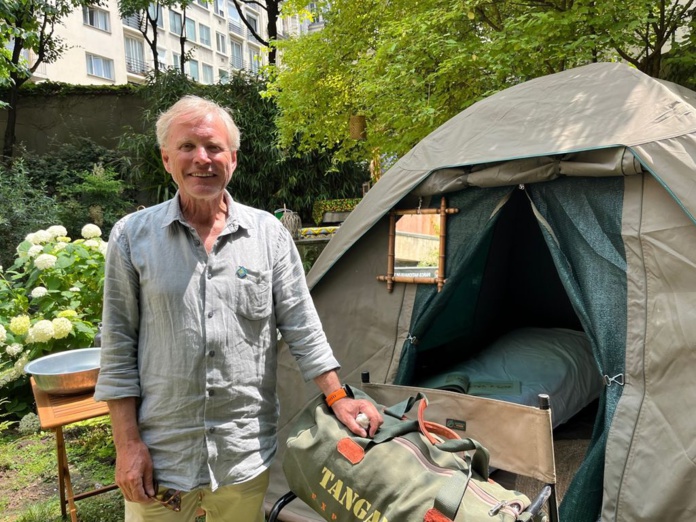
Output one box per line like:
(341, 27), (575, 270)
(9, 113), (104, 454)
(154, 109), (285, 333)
(268, 62), (696, 521)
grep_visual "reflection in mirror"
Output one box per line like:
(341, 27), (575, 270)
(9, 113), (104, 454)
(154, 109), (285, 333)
(394, 214), (440, 278)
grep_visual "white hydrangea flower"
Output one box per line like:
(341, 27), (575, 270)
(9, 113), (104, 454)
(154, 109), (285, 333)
(34, 253), (58, 270)
(26, 320), (54, 343)
(81, 224), (102, 239)
(69, 286), (80, 292)
(53, 242), (67, 252)
(56, 236), (71, 243)
(52, 317), (73, 339)
(98, 240), (108, 256)
(28, 245), (43, 257)
(32, 230), (52, 243)
(9, 315), (30, 336)
(5, 343), (23, 357)
(47, 225), (68, 238)
(31, 286), (48, 298)
(84, 239), (99, 248)
(0, 324), (6, 344)
(25, 232), (36, 244)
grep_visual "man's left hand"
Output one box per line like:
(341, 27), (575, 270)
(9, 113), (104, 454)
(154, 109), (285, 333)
(331, 398), (383, 438)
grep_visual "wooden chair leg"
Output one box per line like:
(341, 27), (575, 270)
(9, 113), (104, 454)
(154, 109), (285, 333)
(56, 426), (78, 522)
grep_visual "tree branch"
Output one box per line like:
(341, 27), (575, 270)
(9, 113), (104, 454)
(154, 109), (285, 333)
(231, 0), (271, 47)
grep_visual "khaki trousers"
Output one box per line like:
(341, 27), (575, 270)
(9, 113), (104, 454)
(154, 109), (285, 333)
(124, 469), (270, 522)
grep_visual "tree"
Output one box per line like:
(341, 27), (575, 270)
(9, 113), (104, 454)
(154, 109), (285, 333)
(231, 0), (298, 64)
(0, 0), (101, 159)
(267, 0), (696, 165)
(118, 0), (194, 75)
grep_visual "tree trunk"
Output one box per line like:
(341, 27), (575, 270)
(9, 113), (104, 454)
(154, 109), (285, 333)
(267, 0), (279, 65)
(2, 81), (20, 160)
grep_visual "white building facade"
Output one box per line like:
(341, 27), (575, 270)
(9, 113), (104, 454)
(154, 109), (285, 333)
(27, 0), (315, 86)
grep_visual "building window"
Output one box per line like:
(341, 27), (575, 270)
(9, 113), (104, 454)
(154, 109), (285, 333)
(148, 3), (164, 28)
(196, 0), (208, 8)
(83, 6), (110, 32)
(125, 37), (147, 75)
(202, 63), (214, 84)
(247, 15), (261, 44)
(200, 24), (211, 47)
(227, 2), (243, 36)
(185, 18), (196, 41)
(86, 53), (114, 80)
(172, 52), (181, 71)
(169, 11), (182, 35)
(248, 47), (260, 73)
(219, 69), (229, 83)
(189, 59), (199, 81)
(227, 1), (240, 21)
(216, 32), (226, 54)
(214, 0), (225, 16)
(230, 40), (243, 69)
(157, 47), (167, 71)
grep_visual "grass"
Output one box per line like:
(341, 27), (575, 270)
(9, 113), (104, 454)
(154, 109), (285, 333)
(0, 419), (232, 522)
(0, 417), (123, 522)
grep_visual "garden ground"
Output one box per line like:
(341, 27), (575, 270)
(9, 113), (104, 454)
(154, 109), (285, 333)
(0, 418), (123, 522)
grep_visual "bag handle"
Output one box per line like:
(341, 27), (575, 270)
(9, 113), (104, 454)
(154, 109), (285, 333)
(417, 397), (490, 479)
(375, 393), (491, 478)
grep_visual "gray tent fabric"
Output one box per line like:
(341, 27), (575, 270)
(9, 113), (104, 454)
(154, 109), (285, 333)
(269, 63), (696, 522)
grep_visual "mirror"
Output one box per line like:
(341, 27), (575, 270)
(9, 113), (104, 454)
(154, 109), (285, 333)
(378, 197), (459, 292)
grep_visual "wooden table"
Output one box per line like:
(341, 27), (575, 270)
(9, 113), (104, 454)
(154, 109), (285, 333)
(31, 378), (118, 522)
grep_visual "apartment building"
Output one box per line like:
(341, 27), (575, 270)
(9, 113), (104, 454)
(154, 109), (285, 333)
(26, 0), (318, 86)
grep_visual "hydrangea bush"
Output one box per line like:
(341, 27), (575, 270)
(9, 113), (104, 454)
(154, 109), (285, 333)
(0, 224), (106, 417)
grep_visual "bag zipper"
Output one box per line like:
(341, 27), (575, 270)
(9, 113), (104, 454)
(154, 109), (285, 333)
(393, 437), (455, 477)
(394, 437), (527, 519)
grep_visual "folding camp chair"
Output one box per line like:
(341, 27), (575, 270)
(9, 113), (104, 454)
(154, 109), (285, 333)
(268, 373), (559, 522)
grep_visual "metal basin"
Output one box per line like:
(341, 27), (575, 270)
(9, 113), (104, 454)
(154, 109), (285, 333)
(25, 348), (101, 396)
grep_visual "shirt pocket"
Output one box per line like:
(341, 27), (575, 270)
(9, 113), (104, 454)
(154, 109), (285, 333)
(235, 268), (272, 320)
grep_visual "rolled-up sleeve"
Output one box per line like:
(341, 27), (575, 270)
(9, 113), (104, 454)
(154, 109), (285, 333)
(94, 218), (142, 401)
(272, 227), (339, 381)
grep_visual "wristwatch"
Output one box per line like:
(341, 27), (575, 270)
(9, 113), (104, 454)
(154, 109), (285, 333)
(325, 384), (354, 407)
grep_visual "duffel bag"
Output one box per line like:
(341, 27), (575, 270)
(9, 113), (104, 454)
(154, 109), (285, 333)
(283, 386), (544, 522)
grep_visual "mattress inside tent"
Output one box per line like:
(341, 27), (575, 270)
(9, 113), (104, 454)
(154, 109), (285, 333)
(414, 327), (604, 427)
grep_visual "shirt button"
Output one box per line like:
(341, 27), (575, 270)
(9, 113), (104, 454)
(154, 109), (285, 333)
(208, 389), (215, 396)
(207, 311), (214, 318)
(207, 272), (212, 280)
(208, 350), (215, 357)
(194, 240), (200, 246)
(209, 427), (216, 434)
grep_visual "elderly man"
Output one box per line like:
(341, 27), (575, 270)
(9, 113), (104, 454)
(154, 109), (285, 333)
(94, 95), (382, 521)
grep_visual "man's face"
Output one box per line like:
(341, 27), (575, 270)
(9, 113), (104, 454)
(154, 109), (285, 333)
(160, 113), (237, 205)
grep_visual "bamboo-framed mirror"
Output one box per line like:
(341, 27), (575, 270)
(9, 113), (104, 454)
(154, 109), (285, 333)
(377, 196), (459, 292)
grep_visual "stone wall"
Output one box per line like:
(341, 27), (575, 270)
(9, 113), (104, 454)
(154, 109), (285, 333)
(0, 92), (146, 154)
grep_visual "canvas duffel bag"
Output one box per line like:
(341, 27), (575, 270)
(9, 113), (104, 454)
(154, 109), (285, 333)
(283, 386), (543, 522)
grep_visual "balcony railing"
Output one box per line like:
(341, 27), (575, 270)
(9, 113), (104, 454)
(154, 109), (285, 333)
(122, 14), (143, 30)
(230, 54), (244, 70)
(126, 56), (148, 75)
(228, 21), (245, 37)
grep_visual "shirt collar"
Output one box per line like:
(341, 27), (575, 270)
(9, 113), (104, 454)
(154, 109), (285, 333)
(160, 191), (253, 234)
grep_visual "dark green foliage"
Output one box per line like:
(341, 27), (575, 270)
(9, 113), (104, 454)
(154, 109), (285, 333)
(118, 69), (369, 223)
(0, 160), (61, 268)
(16, 138), (137, 239)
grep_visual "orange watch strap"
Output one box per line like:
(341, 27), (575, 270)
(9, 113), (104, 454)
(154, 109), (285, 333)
(325, 387), (349, 408)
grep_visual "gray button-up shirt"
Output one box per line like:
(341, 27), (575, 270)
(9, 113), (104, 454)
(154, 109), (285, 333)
(94, 192), (339, 491)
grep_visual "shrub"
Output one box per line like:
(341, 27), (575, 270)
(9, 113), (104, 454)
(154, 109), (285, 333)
(18, 412), (40, 435)
(0, 160), (61, 269)
(0, 224), (106, 417)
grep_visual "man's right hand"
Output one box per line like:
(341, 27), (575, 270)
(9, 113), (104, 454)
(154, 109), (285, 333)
(115, 438), (155, 503)
(107, 397), (156, 503)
